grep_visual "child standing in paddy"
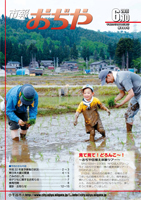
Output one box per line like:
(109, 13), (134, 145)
(74, 85), (110, 142)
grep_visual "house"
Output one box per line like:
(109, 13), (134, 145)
(2, 65), (17, 75)
(90, 61), (108, 73)
(90, 63), (120, 74)
(61, 61), (78, 71)
(106, 65), (120, 71)
(41, 60), (54, 68)
(7, 61), (20, 68)
(29, 61), (39, 68)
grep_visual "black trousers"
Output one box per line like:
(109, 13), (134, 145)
(7, 112), (28, 130)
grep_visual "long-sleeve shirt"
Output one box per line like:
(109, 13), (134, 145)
(6, 85), (38, 123)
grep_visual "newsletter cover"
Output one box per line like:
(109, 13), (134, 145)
(0, 0), (141, 199)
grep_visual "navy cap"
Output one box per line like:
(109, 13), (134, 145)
(82, 84), (94, 92)
(20, 84), (35, 106)
(98, 70), (110, 86)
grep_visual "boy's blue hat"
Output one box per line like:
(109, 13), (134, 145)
(82, 84), (94, 92)
(99, 70), (110, 86)
(20, 84), (35, 106)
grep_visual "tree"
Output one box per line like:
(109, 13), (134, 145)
(99, 48), (105, 60)
(86, 46), (90, 61)
(132, 39), (141, 60)
(19, 43), (29, 66)
(42, 40), (50, 60)
(70, 43), (78, 60)
(64, 45), (70, 61)
(107, 42), (116, 60)
(81, 46), (87, 61)
(132, 57), (141, 72)
(0, 52), (5, 66)
(115, 38), (133, 69)
(93, 50), (99, 61)
(28, 43), (37, 56)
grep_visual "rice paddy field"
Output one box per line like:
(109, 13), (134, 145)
(0, 73), (141, 200)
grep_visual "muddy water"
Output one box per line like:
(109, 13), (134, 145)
(0, 109), (141, 200)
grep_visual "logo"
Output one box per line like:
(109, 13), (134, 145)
(112, 9), (130, 22)
(9, 9), (93, 30)
(105, 8), (130, 30)
(9, 9), (30, 19)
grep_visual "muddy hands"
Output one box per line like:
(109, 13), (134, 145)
(74, 120), (78, 126)
(18, 119), (26, 126)
(18, 120), (31, 128)
(107, 110), (111, 116)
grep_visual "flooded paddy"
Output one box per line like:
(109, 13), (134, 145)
(0, 108), (141, 199)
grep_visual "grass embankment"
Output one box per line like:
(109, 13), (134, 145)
(37, 86), (127, 116)
(0, 86), (128, 119)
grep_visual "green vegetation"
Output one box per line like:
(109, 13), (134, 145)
(106, 96), (116, 107)
(97, 86), (119, 95)
(27, 119), (36, 125)
(1, 16), (141, 70)
(0, 85), (128, 119)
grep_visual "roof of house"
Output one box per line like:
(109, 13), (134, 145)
(41, 60), (53, 63)
(7, 61), (20, 64)
(91, 61), (107, 65)
(3, 66), (17, 69)
(64, 61), (77, 63)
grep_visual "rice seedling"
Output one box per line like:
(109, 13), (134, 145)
(47, 158), (50, 163)
(38, 152), (44, 161)
(57, 146), (61, 152)
(121, 141), (124, 147)
(12, 156), (17, 162)
(106, 97), (115, 108)
(55, 154), (60, 162)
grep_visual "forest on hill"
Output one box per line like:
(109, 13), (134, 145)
(0, 16), (141, 70)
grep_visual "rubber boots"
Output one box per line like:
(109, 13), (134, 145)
(11, 130), (19, 141)
(126, 123), (132, 133)
(90, 129), (95, 142)
(20, 130), (27, 139)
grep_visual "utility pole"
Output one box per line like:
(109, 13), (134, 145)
(21, 56), (23, 76)
(21, 56), (23, 68)
(126, 52), (129, 71)
(86, 58), (88, 70)
(122, 54), (125, 71)
(54, 57), (55, 69)
(56, 57), (58, 68)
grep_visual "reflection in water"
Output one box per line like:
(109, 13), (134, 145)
(10, 139), (41, 200)
(86, 138), (118, 199)
(86, 134), (141, 199)
(126, 132), (141, 189)
(11, 140), (34, 163)
(87, 138), (106, 152)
